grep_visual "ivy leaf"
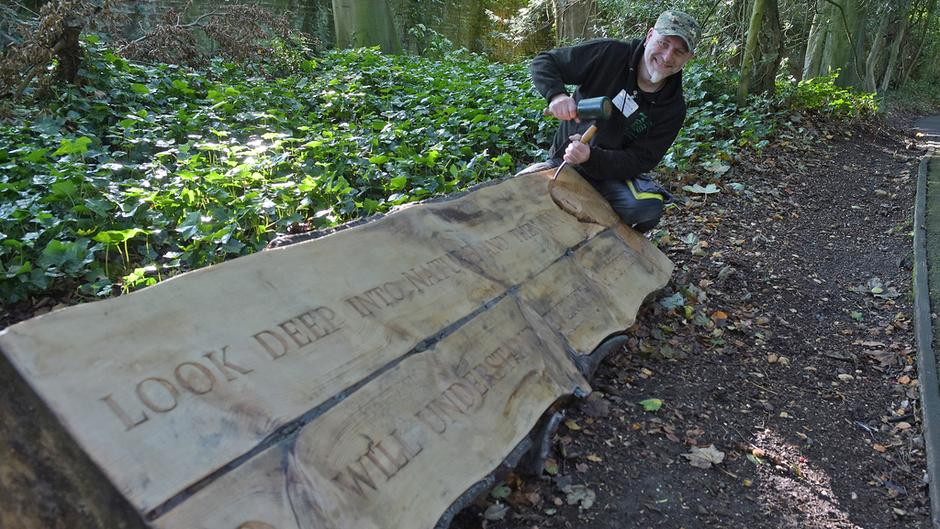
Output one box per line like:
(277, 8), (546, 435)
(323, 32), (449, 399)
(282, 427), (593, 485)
(176, 212), (206, 240)
(639, 398), (663, 412)
(703, 160), (731, 175)
(388, 176), (407, 190)
(682, 183), (720, 194)
(54, 137), (93, 156)
(659, 292), (685, 309)
(22, 148), (50, 162)
(93, 228), (147, 245)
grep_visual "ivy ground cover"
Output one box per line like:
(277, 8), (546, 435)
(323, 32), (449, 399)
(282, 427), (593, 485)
(0, 42), (553, 302)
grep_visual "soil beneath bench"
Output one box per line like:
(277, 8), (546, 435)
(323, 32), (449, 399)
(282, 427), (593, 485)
(452, 114), (933, 529)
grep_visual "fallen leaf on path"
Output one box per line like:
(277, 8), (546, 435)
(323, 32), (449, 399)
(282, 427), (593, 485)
(490, 484), (511, 499)
(564, 484), (596, 509)
(746, 453), (766, 465)
(484, 503), (508, 521)
(639, 398), (663, 412)
(544, 458), (559, 476)
(864, 349), (896, 367)
(660, 292), (685, 309)
(683, 183), (721, 194)
(682, 445), (725, 469)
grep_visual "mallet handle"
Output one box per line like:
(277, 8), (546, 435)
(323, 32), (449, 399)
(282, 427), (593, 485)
(579, 124), (598, 144)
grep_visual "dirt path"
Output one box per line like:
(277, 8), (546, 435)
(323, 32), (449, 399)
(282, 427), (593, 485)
(453, 117), (932, 528)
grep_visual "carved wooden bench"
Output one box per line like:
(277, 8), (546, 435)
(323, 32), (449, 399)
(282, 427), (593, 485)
(0, 165), (673, 529)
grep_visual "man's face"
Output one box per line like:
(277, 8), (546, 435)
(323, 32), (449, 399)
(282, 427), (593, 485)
(643, 28), (692, 83)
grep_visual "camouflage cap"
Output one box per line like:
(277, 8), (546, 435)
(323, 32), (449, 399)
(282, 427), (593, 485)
(654, 10), (701, 53)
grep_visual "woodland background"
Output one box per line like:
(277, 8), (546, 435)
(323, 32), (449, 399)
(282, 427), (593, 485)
(0, 0), (937, 309)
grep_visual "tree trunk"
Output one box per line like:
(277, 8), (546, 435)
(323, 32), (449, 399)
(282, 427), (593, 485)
(803, 2), (830, 79)
(738, 0), (784, 105)
(901, 0), (937, 86)
(879, 0), (911, 93)
(823, 0), (863, 87)
(863, 5), (892, 92)
(54, 15), (83, 83)
(552, 0), (596, 45)
(880, 10), (908, 92)
(331, 0), (402, 53)
(803, 0), (866, 87)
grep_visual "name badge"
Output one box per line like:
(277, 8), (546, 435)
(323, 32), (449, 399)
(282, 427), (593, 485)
(611, 89), (638, 118)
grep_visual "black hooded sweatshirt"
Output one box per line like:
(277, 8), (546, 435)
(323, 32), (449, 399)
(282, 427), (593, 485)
(530, 38), (687, 181)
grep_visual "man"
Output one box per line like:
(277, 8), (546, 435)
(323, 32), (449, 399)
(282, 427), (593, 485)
(530, 10), (701, 232)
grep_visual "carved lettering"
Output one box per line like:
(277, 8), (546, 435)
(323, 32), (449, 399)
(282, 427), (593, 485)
(331, 458), (378, 499)
(100, 393), (149, 430)
(483, 347), (510, 381)
(426, 391), (467, 424)
(428, 255), (462, 277)
(253, 330), (289, 360)
(414, 406), (448, 434)
(382, 281), (406, 302)
(443, 381), (480, 412)
(481, 235), (510, 256)
(363, 438), (407, 480)
(255, 307), (343, 356)
(402, 267), (433, 293)
(369, 286), (396, 307)
(174, 361), (216, 395)
(204, 345), (253, 382)
(389, 428), (423, 459)
(447, 244), (484, 267)
(334, 428), (424, 500)
(345, 292), (382, 317)
(461, 367), (491, 398)
(278, 319), (312, 348)
(297, 306), (343, 339)
(136, 377), (179, 413)
(507, 221), (541, 243)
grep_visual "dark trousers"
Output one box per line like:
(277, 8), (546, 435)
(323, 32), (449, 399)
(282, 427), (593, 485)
(587, 177), (666, 233)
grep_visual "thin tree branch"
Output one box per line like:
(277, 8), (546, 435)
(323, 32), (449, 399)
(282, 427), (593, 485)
(697, 0), (725, 30)
(120, 9), (224, 50)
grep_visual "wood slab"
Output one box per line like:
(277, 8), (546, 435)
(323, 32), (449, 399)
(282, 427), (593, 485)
(0, 165), (673, 528)
(154, 296), (587, 529)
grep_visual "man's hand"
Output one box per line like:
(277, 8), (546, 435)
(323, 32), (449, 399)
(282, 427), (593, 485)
(564, 133), (590, 164)
(548, 94), (579, 122)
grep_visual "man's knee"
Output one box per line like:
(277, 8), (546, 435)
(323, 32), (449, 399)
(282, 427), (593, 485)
(610, 200), (663, 232)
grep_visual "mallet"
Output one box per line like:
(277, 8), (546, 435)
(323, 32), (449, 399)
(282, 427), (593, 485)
(549, 96), (614, 181)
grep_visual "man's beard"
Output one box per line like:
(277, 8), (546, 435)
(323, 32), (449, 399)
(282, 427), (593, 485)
(649, 69), (664, 84)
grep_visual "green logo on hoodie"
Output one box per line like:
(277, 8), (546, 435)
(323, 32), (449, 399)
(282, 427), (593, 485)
(625, 112), (650, 141)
